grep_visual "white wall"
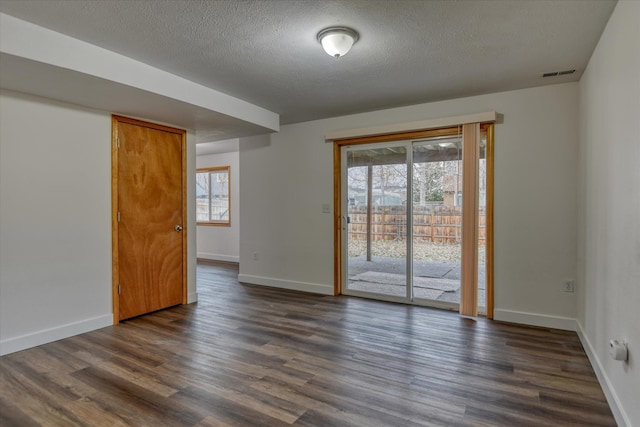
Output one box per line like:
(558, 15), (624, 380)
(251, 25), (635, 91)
(186, 133), (197, 305)
(239, 83), (580, 328)
(0, 90), (112, 354)
(577, 1), (640, 426)
(196, 149), (240, 263)
(0, 90), (197, 355)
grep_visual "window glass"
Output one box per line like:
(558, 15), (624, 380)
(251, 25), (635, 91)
(196, 166), (230, 226)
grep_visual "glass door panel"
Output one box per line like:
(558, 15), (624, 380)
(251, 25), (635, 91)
(345, 144), (409, 300)
(411, 137), (462, 309)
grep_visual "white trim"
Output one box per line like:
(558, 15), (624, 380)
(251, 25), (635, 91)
(0, 314), (112, 356)
(325, 111), (497, 141)
(238, 274), (334, 295)
(493, 309), (577, 331)
(576, 322), (630, 427)
(187, 292), (199, 304)
(197, 252), (239, 263)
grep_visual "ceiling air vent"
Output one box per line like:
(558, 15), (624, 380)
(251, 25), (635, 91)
(542, 69), (576, 78)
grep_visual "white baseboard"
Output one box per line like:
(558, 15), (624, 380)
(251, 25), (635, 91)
(238, 274), (334, 295)
(493, 309), (577, 331)
(197, 252), (239, 263)
(576, 322), (630, 427)
(187, 292), (198, 304)
(0, 314), (112, 356)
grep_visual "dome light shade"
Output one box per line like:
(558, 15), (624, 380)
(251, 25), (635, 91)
(317, 27), (359, 59)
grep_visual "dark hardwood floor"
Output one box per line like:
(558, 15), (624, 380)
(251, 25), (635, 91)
(1, 261), (615, 426)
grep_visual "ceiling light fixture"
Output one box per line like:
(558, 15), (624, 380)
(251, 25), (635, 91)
(317, 26), (359, 59)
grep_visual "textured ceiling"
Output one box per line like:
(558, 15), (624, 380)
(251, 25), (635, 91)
(0, 0), (616, 125)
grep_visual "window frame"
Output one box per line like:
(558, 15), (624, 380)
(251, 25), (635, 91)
(196, 166), (231, 227)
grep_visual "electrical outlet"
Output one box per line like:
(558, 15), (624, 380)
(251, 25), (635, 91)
(253, 252), (259, 261)
(563, 279), (575, 293)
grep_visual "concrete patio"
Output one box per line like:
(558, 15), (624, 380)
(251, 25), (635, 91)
(347, 255), (486, 306)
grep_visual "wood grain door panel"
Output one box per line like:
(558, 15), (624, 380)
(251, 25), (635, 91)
(114, 118), (185, 321)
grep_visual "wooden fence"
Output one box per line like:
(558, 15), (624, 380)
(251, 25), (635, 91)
(348, 205), (486, 244)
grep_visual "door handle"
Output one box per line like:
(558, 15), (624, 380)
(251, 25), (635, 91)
(175, 225), (183, 232)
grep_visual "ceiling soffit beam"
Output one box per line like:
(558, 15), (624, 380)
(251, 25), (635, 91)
(0, 13), (279, 133)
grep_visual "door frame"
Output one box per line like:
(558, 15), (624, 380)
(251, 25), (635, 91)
(111, 115), (188, 324)
(333, 124), (494, 318)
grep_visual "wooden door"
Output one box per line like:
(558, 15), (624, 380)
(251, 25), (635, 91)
(112, 116), (186, 322)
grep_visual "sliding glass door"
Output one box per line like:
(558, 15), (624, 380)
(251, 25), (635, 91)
(340, 125), (492, 314)
(411, 137), (463, 309)
(344, 143), (410, 301)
